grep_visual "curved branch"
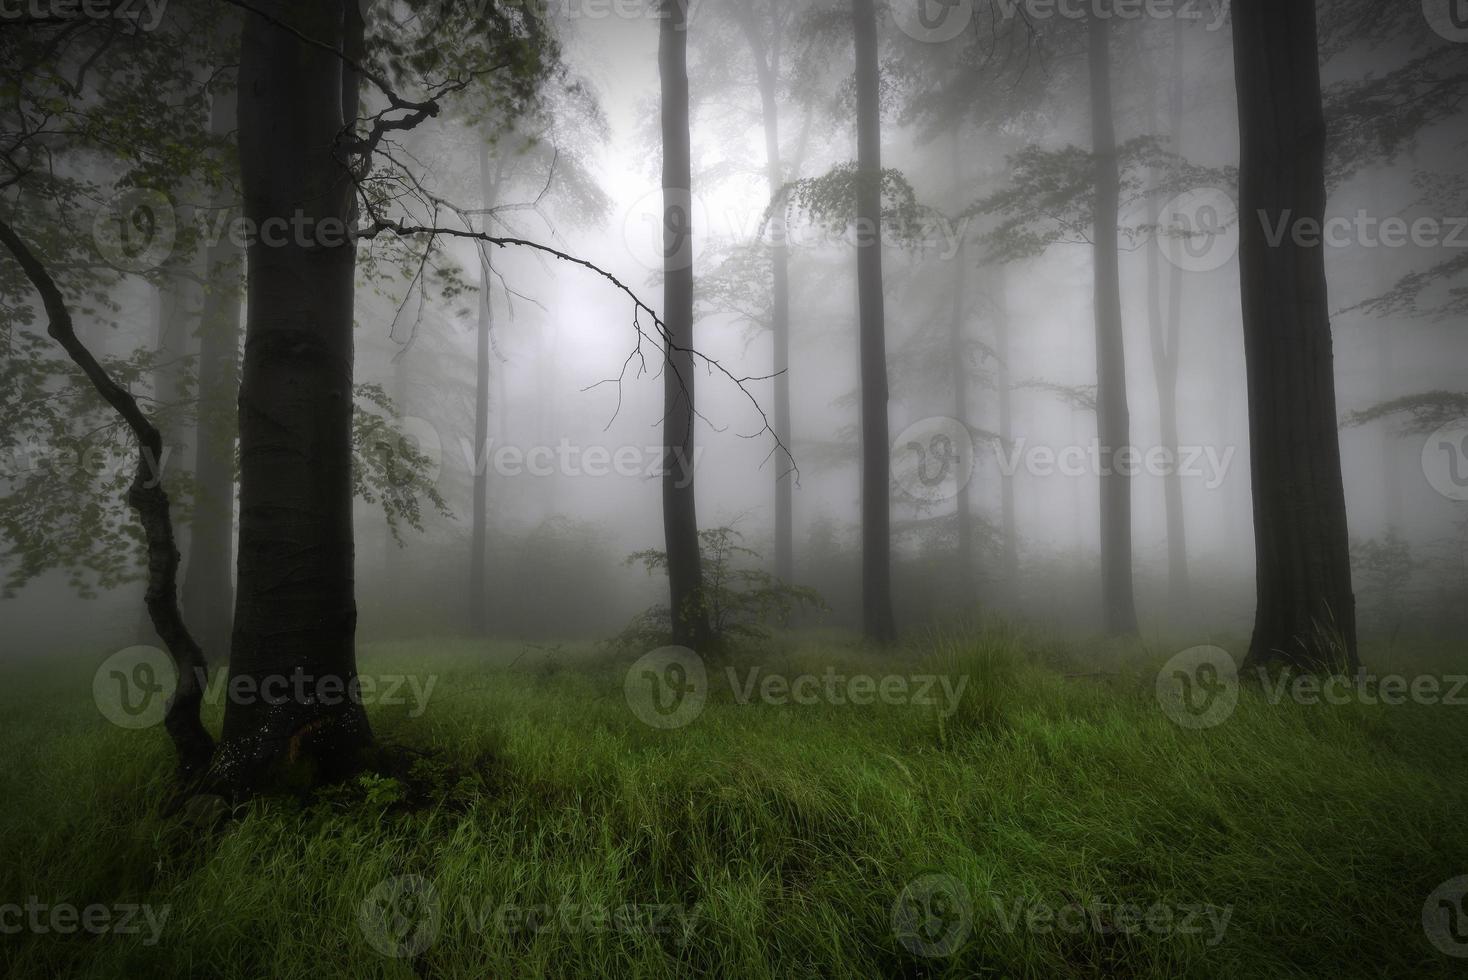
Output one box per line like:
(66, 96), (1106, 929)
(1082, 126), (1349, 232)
(0, 217), (214, 779)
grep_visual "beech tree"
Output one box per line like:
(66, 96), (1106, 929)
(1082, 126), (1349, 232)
(1231, 0), (1358, 671)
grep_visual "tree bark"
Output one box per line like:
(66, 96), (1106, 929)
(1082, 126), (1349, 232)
(853, 0), (897, 645)
(660, 0), (711, 648)
(469, 142), (494, 635)
(948, 137), (973, 596)
(1232, 0), (1359, 671)
(212, 0), (372, 792)
(182, 64), (243, 663)
(1090, 8), (1139, 635)
(1146, 19), (1190, 619)
(993, 262), (1019, 592)
(0, 219), (214, 779)
(736, 5), (795, 586)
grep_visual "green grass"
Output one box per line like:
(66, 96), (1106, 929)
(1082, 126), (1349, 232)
(2, 624), (1466, 978)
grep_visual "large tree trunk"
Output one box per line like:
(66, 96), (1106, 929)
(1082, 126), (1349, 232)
(660, 0), (711, 648)
(1089, 8), (1139, 635)
(182, 66), (243, 663)
(853, 0), (897, 645)
(469, 142), (494, 636)
(212, 0), (371, 792)
(1232, 0), (1358, 671)
(1146, 19), (1190, 620)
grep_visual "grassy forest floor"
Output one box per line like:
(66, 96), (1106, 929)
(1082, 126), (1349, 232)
(2, 623), (1465, 978)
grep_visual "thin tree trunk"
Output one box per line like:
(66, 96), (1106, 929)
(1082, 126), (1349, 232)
(182, 65), (243, 663)
(660, 0), (710, 648)
(992, 262), (1018, 591)
(0, 220), (214, 779)
(854, 0), (897, 645)
(739, 10), (795, 585)
(1231, 0), (1359, 671)
(948, 137), (973, 595)
(469, 142), (494, 635)
(1090, 8), (1139, 635)
(1146, 20), (1190, 619)
(213, 0), (371, 792)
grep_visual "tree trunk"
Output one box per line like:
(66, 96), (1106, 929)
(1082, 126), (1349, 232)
(212, 0), (371, 792)
(1146, 19), (1190, 620)
(1090, 8), (1139, 635)
(853, 0), (897, 645)
(741, 15), (795, 586)
(470, 142), (494, 635)
(660, 0), (711, 648)
(0, 220), (214, 779)
(182, 66), (243, 664)
(948, 138), (973, 596)
(1231, 0), (1359, 671)
(993, 263), (1018, 592)
(136, 232), (198, 645)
